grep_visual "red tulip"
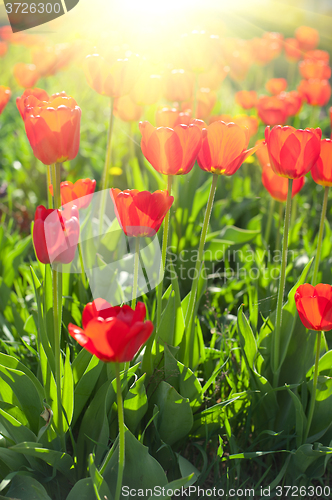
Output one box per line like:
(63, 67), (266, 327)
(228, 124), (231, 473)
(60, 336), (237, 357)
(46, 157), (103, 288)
(211, 114), (258, 138)
(256, 95), (288, 126)
(139, 121), (202, 175)
(155, 107), (191, 128)
(297, 79), (331, 106)
(280, 91), (302, 117)
(265, 78), (287, 95)
(0, 86), (11, 114)
(16, 88), (49, 119)
(84, 53), (140, 98)
(311, 139), (332, 187)
(262, 164), (305, 202)
(235, 90), (257, 109)
(284, 38), (302, 62)
(304, 50), (329, 63)
(0, 41), (7, 57)
(164, 69), (194, 102)
(113, 95), (143, 122)
(33, 204), (80, 264)
(295, 26), (319, 51)
(110, 189), (174, 237)
(265, 125), (321, 179)
(295, 284), (332, 331)
(24, 92), (81, 165)
(14, 63), (40, 88)
(68, 300), (154, 363)
(299, 59), (331, 80)
(49, 178), (96, 209)
(195, 120), (260, 175)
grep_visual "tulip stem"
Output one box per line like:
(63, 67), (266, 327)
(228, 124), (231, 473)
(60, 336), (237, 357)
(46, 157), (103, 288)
(185, 173), (218, 367)
(156, 176), (173, 330)
(273, 179), (293, 387)
(78, 242), (88, 289)
(276, 202), (283, 252)
(264, 198), (275, 245)
(132, 237), (140, 309)
(115, 362), (125, 500)
(304, 331), (321, 442)
(47, 165), (52, 208)
(99, 97), (115, 234)
(311, 186), (329, 286)
(309, 105), (320, 129)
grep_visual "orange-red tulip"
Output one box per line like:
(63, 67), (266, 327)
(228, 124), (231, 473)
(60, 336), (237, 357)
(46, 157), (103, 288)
(284, 38), (302, 62)
(265, 78), (287, 95)
(262, 164), (305, 202)
(195, 120), (260, 175)
(232, 115), (259, 138)
(299, 59), (331, 80)
(164, 69), (193, 102)
(280, 91), (302, 117)
(68, 300), (154, 363)
(16, 88), (49, 119)
(265, 125), (321, 179)
(24, 92), (81, 165)
(0, 41), (7, 57)
(222, 38), (253, 81)
(255, 139), (270, 168)
(295, 284), (332, 331)
(84, 53), (140, 98)
(235, 90), (257, 110)
(110, 189), (174, 237)
(304, 50), (329, 63)
(131, 73), (162, 106)
(295, 26), (319, 52)
(209, 114), (232, 124)
(155, 107), (191, 128)
(183, 88), (217, 120)
(32, 46), (58, 77)
(14, 63), (40, 88)
(49, 178), (96, 209)
(263, 32), (284, 58)
(0, 86), (11, 115)
(311, 139), (332, 186)
(139, 121), (202, 175)
(297, 79), (331, 106)
(198, 63), (229, 90)
(113, 95), (143, 122)
(256, 95), (288, 126)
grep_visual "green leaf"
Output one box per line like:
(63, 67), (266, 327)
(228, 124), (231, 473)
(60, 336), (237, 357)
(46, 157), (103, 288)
(62, 345), (74, 430)
(5, 474), (52, 500)
(286, 387), (306, 449)
(65, 479), (95, 500)
(88, 453), (112, 500)
(124, 374), (148, 433)
(150, 381), (193, 446)
(157, 292), (175, 345)
(73, 354), (103, 426)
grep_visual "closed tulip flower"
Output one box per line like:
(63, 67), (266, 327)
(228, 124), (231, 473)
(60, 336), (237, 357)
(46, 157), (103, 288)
(311, 139), (332, 186)
(0, 86), (11, 114)
(284, 38), (302, 62)
(235, 90), (257, 109)
(295, 284), (332, 331)
(295, 26), (319, 51)
(156, 107), (191, 128)
(131, 73), (162, 106)
(113, 95), (143, 122)
(299, 59), (331, 80)
(262, 164), (305, 201)
(256, 95), (288, 126)
(198, 64), (229, 91)
(49, 178), (96, 209)
(280, 91), (302, 117)
(68, 300), (154, 363)
(16, 87), (49, 119)
(265, 78), (287, 95)
(164, 69), (193, 102)
(195, 120), (260, 175)
(139, 121), (202, 175)
(14, 63), (40, 88)
(304, 50), (329, 63)
(24, 92), (81, 165)
(0, 41), (7, 57)
(297, 79), (331, 106)
(110, 189), (174, 237)
(84, 53), (140, 98)
(33, 204), (80, 264)
(265, 125), (321, 178)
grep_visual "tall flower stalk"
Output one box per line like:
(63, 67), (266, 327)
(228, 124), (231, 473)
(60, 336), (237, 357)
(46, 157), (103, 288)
(99, 97), (115, 233)
(311, 186), (329, 286)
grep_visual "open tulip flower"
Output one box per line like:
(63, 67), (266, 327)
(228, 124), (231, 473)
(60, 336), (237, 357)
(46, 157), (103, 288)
(265, 78), (287, 96)
(68, 299), (154, 363)
(139, 121), (203, 175)
(280, 91), (303, 117)
(33, 204), (80, 265)
(23, 92), (81, 165)
(299, 59), (331, 80)
(311, 139), (332, 186)
(110, 189), (174, 237)
(304, 50), (329, 63)
(195, 120), (261, 175)
(265, 125), (321, 178)
(295, 284), (332, 331)
(155, 107), (191, 128)
(0, 86), (11, 115)
(49, 178), (96, 209)
(297, 79), (331, 106)
(295, 26), (319, 51)
(16, 88), (49, 119)
(256, 95), (288, 126)
(262, 164), (305, 202)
